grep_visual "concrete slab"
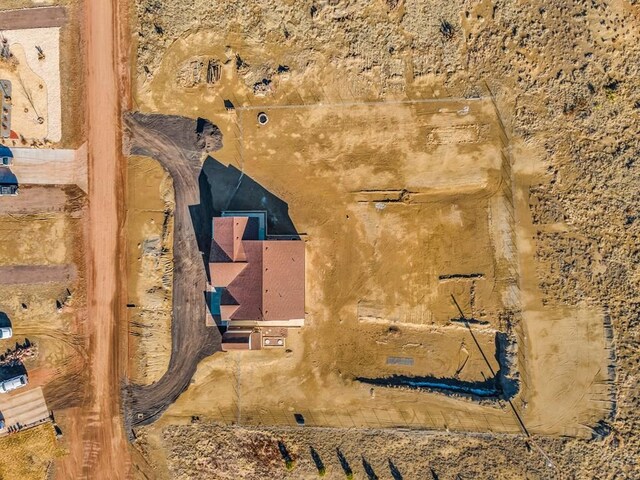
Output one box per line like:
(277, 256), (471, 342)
(9, 145), (87, 192)
(0, 264), (76, 284)
(0, 386), (50, 434)
(0, 6), (66, 30)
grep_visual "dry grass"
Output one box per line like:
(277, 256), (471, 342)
(0, 424), (64, 480)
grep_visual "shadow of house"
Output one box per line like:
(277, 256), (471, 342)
(189, 156), (300, 284)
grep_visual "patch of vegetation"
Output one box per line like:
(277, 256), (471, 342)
(0, 424), (64, 480)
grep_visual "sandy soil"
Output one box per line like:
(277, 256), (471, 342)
(0, 209), (80, 265)
(126, 155), (174, 385)
(0, 185), (81, 214)
(125, 0), (639, 477)
(64, 0), (131, 478)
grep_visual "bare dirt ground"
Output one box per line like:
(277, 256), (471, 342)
(69, 0), (130, 477)
(123, 113), (221, 427)
(0, 185), (82, 214)
(0, 264), (76, 284)
(50, 0), (131, 478)
(126, 0), (640, 478)
(126, 155), (175, 385)
(0, 186), (88, 478)
(127, 98), (608, 443)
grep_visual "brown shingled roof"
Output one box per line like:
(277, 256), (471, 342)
(262, 241), (305, 320)
(210, 216), (304, 322)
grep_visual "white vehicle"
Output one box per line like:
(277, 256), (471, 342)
(0, 327), (12, 339)
(0, 374), (28, 393)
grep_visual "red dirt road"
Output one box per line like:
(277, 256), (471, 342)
(55, 0), (131, 478)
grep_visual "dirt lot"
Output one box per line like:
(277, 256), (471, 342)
(126, 99), (608, 441)
(0, 185), (82, 214)
(125, 0), (639, 478)
(0, 2), (85, 149)
(0, 186), (87, 478)
(126, 155), (174, 385)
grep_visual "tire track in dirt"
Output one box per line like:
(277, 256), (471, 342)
(56, 0), (131, 478)
(122, 114), (222, 430)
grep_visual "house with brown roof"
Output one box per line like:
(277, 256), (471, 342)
(207, 211), (304, 351)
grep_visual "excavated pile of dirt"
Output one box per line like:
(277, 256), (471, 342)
(126, 112), (222, 159)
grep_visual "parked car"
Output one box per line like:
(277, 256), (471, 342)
(0, 327), (12, 339)
(0, 374), (27, 393)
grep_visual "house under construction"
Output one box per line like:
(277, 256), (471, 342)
(207, 211), (305, 351)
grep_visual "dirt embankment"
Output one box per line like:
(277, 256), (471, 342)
(123, 113), (222, 428)
(126, 155), (175, 385)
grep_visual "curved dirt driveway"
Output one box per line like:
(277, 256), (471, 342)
(123, 114), (221, 428)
